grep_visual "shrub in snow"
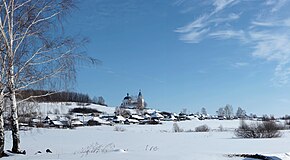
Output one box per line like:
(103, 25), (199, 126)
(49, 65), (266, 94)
(172, 123), (183, 132)
(235, 120), (282, 138)
(218, 125), (224, 132)
(36, 122), (45, 128)
(284, 120), (290, 129)
(195, 124), (210, 132)
(114, 126), (126, 132)
(78, 142), (116, 156)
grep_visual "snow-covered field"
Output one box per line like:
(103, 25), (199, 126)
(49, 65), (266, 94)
(3, 120), (290, 160)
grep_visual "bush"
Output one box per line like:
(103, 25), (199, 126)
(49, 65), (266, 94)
(172, 123), (184, 132)
(77, 142), (116, 156)
(218, 125), (224, 132)
(35, 122), (45, 128)
(114, 126), (126, 132)
(235, 120), (282, 138)
(195, 124), (210, 132)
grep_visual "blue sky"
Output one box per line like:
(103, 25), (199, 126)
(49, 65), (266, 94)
(64, 0), (290, 116)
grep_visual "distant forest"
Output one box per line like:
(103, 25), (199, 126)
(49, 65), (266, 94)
(17, 90), (92, 103)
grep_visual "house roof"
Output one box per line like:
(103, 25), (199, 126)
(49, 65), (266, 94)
(114, 116), (126, 121)
(131, 114), (144, 120)
(51, 121), (63, 126)
(151, 112), (164, 118)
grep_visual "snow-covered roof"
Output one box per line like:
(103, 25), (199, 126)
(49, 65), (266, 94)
(144, 114), (151, 118)
(127, 119), (139, 123)
(51, 121), (63, 126)
(151, 112), (164, 118)
(31, 118), (41, 123)
(114, 116), (126, 121)
(90, 117), (111, 124)
(131, 114), (144, 120)
(146, 109), (158, 114)
(46, 114), (59, 121)
(71, 120), (83, 125)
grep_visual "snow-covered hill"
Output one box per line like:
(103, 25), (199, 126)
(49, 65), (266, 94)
(37, 102), (116, 116)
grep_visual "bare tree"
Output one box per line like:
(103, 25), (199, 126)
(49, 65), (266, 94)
(201, 107), (207, 115)
(224, 104), (233, 119)
(236, 107), (246, 119)
(97, 96), (105, 105)
(0, 0), (97, 154)
(216, 107), (224, 117)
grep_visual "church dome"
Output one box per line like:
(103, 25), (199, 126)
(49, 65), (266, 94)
(123, 93), (132, 100)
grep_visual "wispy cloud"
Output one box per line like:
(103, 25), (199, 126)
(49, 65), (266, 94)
(209, 13), (240, 23)
(252, 18), (290, 27)
(213, 0), (239, 13)
(248, 30), (290, 85)
(209, 30), (246, 42)
(232, 62), (249, 68)
(175, 15), (209, 33)
(175, 0), (240, 43)
(175, 13), (240, 43)
(179, 28), (210, 43)
(176, 0), (290, 85)
(271, 0), (287, 12)
(250, 32), (290, 62)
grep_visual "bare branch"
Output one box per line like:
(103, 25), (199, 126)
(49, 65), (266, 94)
(17, 90), (60, 104)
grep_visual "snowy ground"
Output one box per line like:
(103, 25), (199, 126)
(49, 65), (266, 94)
(3, 119), (290, 160)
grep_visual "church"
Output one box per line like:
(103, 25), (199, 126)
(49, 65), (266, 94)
(120, 90), (145, 110)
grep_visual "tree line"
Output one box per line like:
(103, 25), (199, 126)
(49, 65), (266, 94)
(17, 90), (92, 103)
(195, 105), (248, 119)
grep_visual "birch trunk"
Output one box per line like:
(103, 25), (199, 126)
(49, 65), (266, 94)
(10, 92), (19, 153)
(0, 94), (4, 157)
(8, 72), (20, 153)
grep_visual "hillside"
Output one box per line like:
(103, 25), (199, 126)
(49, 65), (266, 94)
(37, 102), (115, 116)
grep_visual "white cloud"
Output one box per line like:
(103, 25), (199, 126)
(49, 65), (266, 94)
(249, 31), (290, 85)
(265, 0), (276, 5)
(176, 13), (240, 43)
(213, 0), (238, 13)
(251, 21), (275, 27)
(233, 62), (249, 68)
(252, 18), (290, 27)
(283, 18), (290, 26)
(271, 0), (287, 12)
(176, 0), (290, 85)
(179, 28), (210, 43)
(250, 32), (290, 62)
(175, 15), (208, 33)
(210, 13), (240, 23)
(209, 30), (246, 41)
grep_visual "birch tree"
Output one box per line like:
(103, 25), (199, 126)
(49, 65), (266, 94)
(0, 0), (97, 154)
(0, 32), (8, 157)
